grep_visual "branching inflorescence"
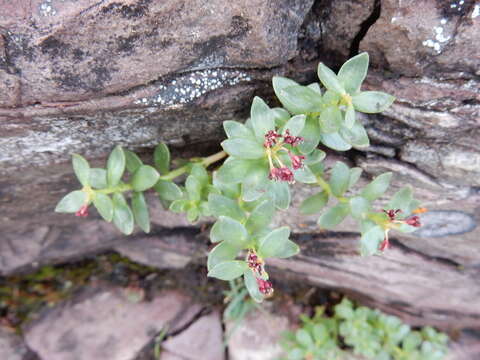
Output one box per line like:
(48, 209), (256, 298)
(56, 53), (423, 302)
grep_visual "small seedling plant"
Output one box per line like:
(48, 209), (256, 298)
(281, 298), (449, 360)
(56, 53), (424, 302)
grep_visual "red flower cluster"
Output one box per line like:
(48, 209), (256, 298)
(405, 215), (421, 227)
(283, 129), (304, 147)
(265, 129), (305, 183)
(247, 250), (263, 275)
(256, 278), (274, 296)
(75, 204), (89, 217)
(268, 167), (294, 183)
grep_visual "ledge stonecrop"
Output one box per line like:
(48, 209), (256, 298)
(55, 53), (424, 302)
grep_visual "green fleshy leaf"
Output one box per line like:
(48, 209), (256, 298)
(221, 138), (265, 159)
(278, 85), (323, 114)
(272, 76), (301, 114)
(207, 241), (239, 271)
(185, 175), (202, 201)
(330, 162), (350, 197)
(349, 196), (371, 219)
(186, 207), (199, 222)
(154, 143), (170, 174)
(296, 329), (314, 347)
(300, 191), (328, 215)
(112, 193), (134, 235)
(208, 194), (246, 222)
(338, 52), (369, 94)
(348, 167), (363, 188)
(250, 96), (275, 143)
(340, 121), (370, 147)
(323, 90), (341, 105)
(317, 203), (349, 229)
(317, 63), (345, 94)
(271, 107), (291, 128)
(131, 192), (150, 233)
(93, 193), (113, 222)
(217, 158), (253, 184)
(169, 199), (189, 213)
(207, 260), (249, 281)
(281, 114), (306, 137)
(241, 163), (270, 202)
(190, 164), (209, 187)
(72, 154), (90, 187)
(154, 180), (183, 201)
(244, 270), (264, 303)
(319, 105), (342, 133)
(360, 224), (384, 256)
(305, 149), (326, 165)
(352, 91), (395, 113)
(345, 103), (356, 128)
(107, 145), (126, 187)
(55, 191), (86, 213)
(307, 82), (322, 94)
(387, 186), (413, 215)
(89, 168), (107, 189)
(124, 150), (143, 173)
(298, 115), (321, 154)
(269, 181), (291, 210)
(258, 226), (290, 259)
(361, 172), (392, 201)
(223, 120), (254, 139)
(213, 216), (248, 247)
(131, 165), (160, 192)
(245, 200), (275, 235)
(320, 132), (352, 151)
(294, 165), (317, 184)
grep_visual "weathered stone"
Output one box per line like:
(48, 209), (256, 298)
(226, 308), (290, 360)
(0, 327), (31, 360)
(162, 311), (225, 360)
(360, 0), (480, 78)
(0, 0), (313, 106)
(24, 287), (202, 360)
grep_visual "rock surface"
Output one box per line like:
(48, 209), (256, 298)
(226, 308), (290, 360)
(24, 287), (202, 360)
(0, 327), (32, 360)
(162, 311), (225, 360)
(1, 0), (480, 341)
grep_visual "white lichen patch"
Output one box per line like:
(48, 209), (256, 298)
(413, 210), (477, 238)
(134, 69), (251, 107)
(473, 4), (480, 19)
(422, 22), (451, 54)
(39, 0), (57, 16)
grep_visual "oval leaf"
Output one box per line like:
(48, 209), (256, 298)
(352, 91), (395, 113)
(245, 200), (275, 235)
(361, 172), (392, 201)
(107, 145), (126, 187)
(250, 96), (275, 143)
(338, 52), (369, 94)
(154, 143), (170, 174)
(154, 179), (183, 201)
(125, 150), (143, 173)
(93, 193), (113, 222)
(221, 138), (265, 159)
(208, 194), (246, 222)
(131, 165), (160, 192)
(330, 162), (351, 197)
(72, 154), (90, 187)
(317, 203), (350, 229)
(89, 168), (107, 189)
(55, 191), (86, 213)
(300, 191), (328, 215)
(112, 193), (134, 235)
(207, 260), (249, 281)
(207, 242), (239, 271)
(317, 63), (345, 94)
(131, 192), (150, 233)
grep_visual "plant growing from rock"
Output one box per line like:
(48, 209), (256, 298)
(56, 53), (423, 302)
(281, 298), (449, 360)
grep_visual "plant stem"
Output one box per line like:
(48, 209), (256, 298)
(97, 183), (133, 195)
(160, 150), (227, 181)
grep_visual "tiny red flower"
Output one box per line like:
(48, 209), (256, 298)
(264, 130), (282, 148)
(257, 278), (274, 296)
(379, 237), (390, 251)
(289, 153), (305, 170)
(283, 129), (303, 147)
(75, 204), (89, 217)
(383, 209), (401, 221)
(247, 250), (263, 275)
(405, 215), (421, 227)
(269, 167), (294, 183)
